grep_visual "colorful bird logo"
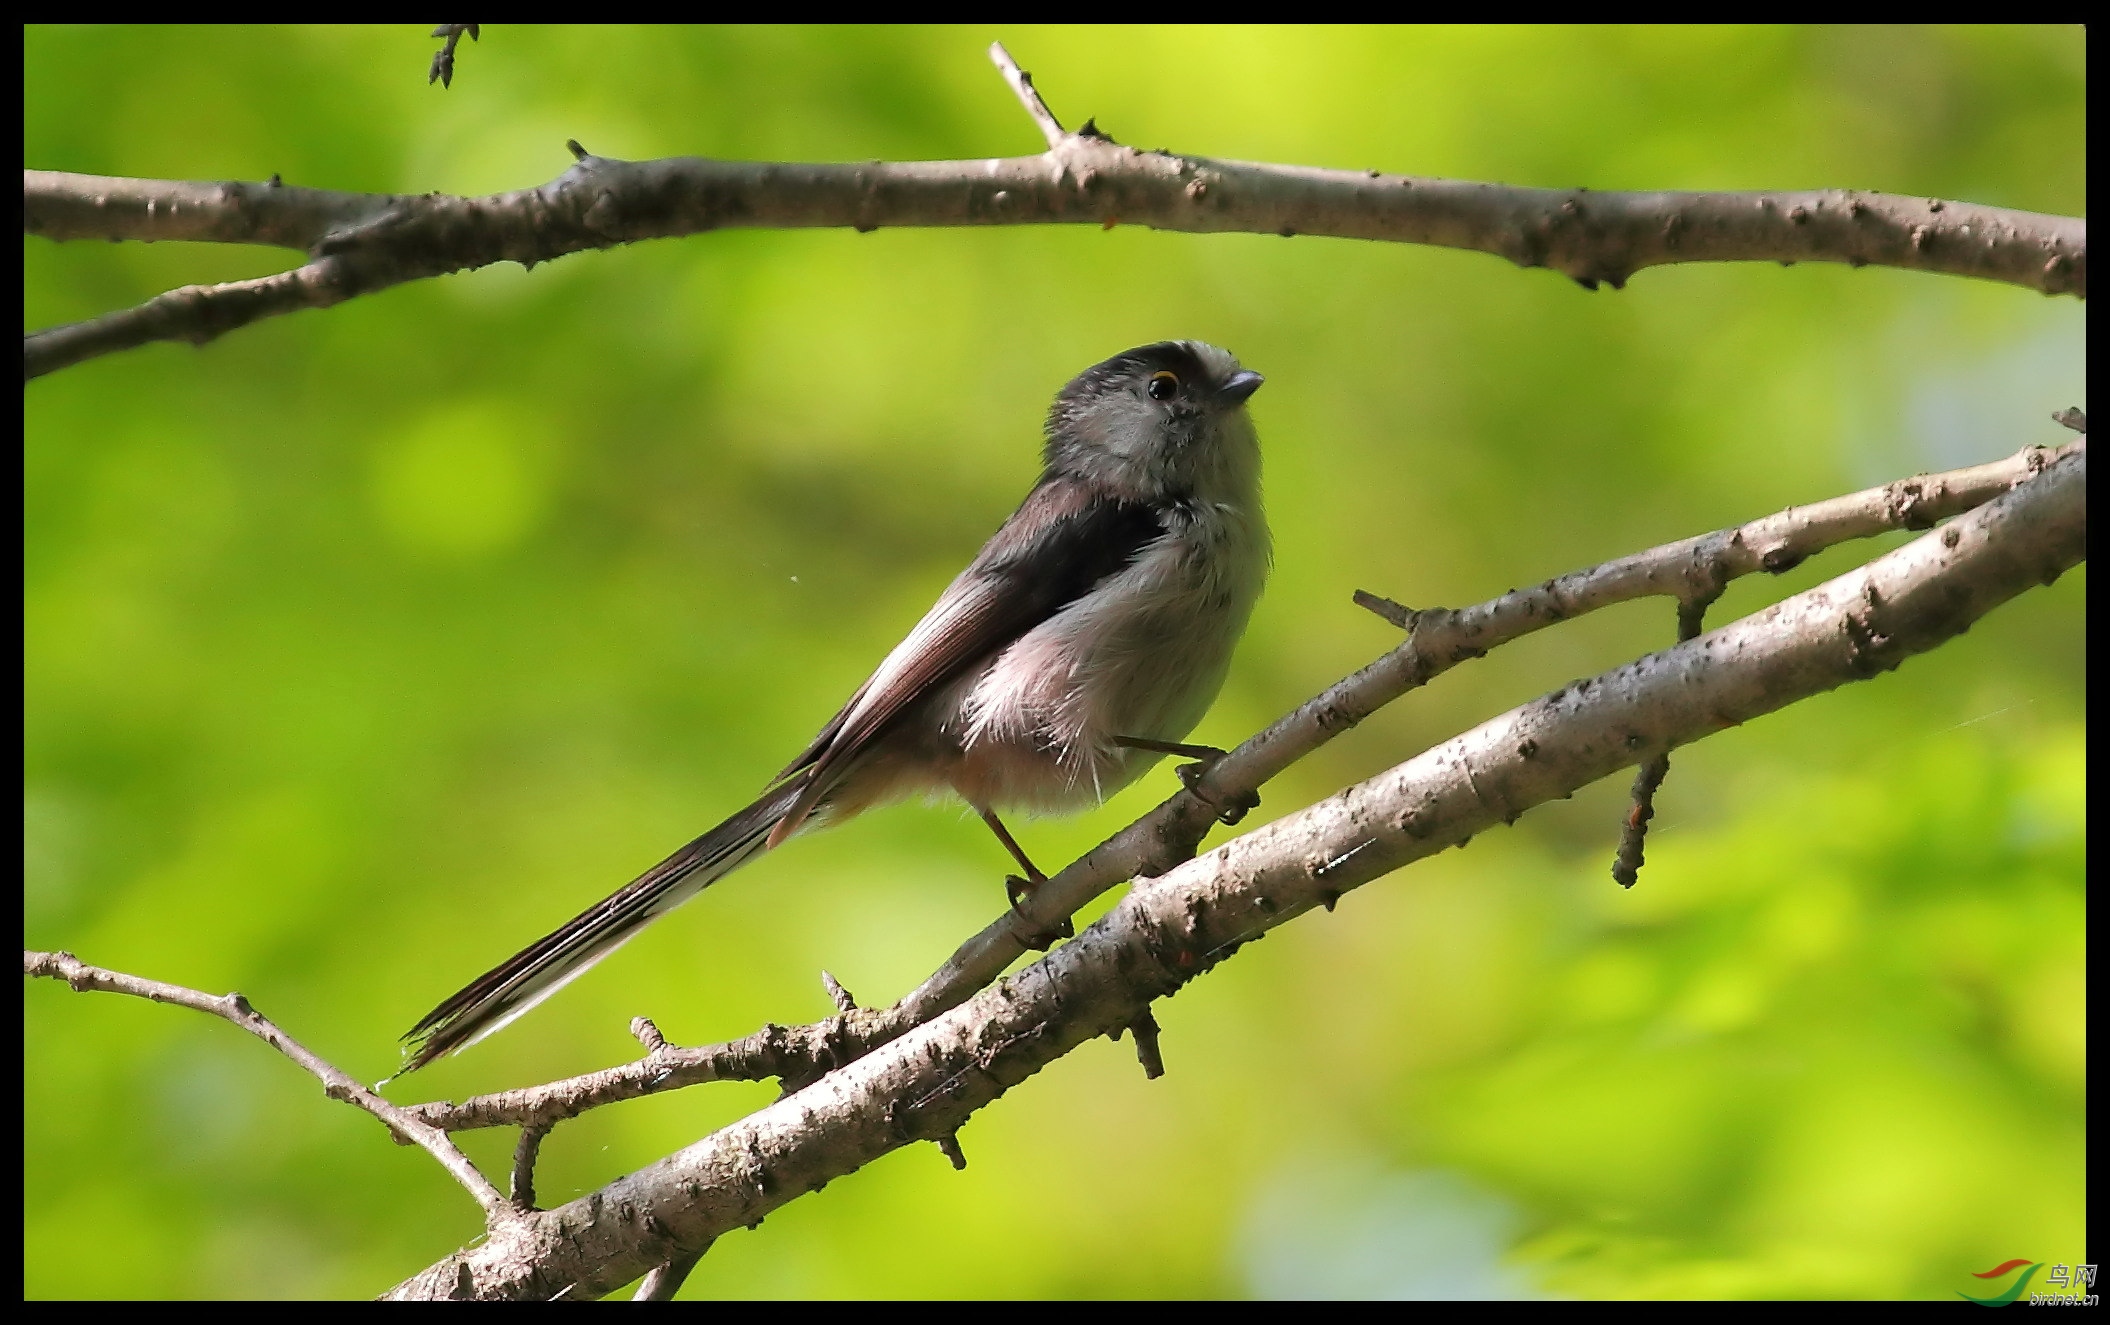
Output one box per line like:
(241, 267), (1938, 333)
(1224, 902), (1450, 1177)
(1959, 1259), (2042, 1306)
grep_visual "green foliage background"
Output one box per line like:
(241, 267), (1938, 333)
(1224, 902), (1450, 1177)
(23, 25), (2085, 1300)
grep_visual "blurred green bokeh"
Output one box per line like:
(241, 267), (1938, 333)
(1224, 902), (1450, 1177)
(24, 25), (2084, 1300)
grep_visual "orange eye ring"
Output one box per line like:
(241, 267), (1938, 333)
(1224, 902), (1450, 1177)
(1146, 371), (1180, 401)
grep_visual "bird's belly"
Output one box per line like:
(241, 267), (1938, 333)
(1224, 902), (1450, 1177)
(946, 518), (1265, 814)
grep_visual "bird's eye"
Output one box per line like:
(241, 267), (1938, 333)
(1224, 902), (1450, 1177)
(1146, 371), (1180, 401)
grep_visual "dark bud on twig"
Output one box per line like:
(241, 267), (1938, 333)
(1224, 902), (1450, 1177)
(1758, 547), (1805, 574)
(935, 1132), (967, 1171)
(820, 971), (858, 1015)
(2052, 407), (2086, 434)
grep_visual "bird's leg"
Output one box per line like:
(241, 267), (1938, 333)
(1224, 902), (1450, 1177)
(978, 805), (1046, 893)
(977, 806), (1074, 949)
(1114, 736), (1262, 826)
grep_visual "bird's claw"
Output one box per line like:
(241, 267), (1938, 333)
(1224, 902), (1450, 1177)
(1004, 873), (1034, 910)
(1175, 753), (1261, 826)
(1004, 874), (1074, 951)
(1174, 760), (1214, 790)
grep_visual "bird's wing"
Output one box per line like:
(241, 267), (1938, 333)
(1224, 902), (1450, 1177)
(769, 476), (1165, 842)
(402, 478), (1164, 1069)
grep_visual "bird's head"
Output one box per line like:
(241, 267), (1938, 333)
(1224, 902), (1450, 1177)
(1043, 340), (1264, 504)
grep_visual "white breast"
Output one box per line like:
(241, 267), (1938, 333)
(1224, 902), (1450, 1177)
(953, 497), (1269, 810)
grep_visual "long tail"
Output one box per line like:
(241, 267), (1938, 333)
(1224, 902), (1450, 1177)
(399, 779), (807, 1072)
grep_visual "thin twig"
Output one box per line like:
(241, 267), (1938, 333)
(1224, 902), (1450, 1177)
(988, 42), (1067, 149)
(22, 949), (514, 1222)
(403, 1008), (893, 1134)
(1611, 583), (1722, 887)
(511, 1123), (550, 1211)
(24, 259), (361, 381)
(821, 971), (858, 1015)
(1352, 589), (1417, 629)
(1127, 1006), (1165, 1080)
(633, 1251), (704, 1301)
(1611, 757), (1671, 888)
(428, 24), (479, 90)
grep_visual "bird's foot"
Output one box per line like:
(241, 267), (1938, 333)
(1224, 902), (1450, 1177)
(1173, 757), (1259, 825)
(1002, 871), (1036, 910)
(1004, 873), (1074, 951)
(1127, 740), (1260, 826)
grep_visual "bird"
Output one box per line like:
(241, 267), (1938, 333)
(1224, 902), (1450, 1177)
(400, 340), (1269, 1071)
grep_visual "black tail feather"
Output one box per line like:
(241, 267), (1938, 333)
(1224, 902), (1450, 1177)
(399, 780), (805, 1072)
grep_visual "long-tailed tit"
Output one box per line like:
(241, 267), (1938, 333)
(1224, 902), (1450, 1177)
(402, 341), (1268, 1070)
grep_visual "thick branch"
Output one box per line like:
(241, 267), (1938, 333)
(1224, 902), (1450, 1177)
(889, 439), (2078, 1020)
(22, 949), (515, 1222)
(398, 440), (2075, 1138)
(389, 445), (2083, 1299)
(25, 52), (2083, 379)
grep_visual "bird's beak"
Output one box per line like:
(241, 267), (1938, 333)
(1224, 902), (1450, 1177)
(1217, 370), (1265, 406)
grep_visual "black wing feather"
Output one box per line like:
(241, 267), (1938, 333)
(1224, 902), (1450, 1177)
(771, 479), (1163, 839)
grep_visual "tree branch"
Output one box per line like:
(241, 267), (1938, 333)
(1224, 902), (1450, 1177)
(21, 949), (516, 1223)
(884, 439), (2080, 1024)
(394, 439), (2077, 1142)
(24, 49), (2085, 381)
(22, 258), (366, 380)
(401, 1006), (897, 1134)
(385, 443), (2083, 1299)
(25, 437), (2082, 1296)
